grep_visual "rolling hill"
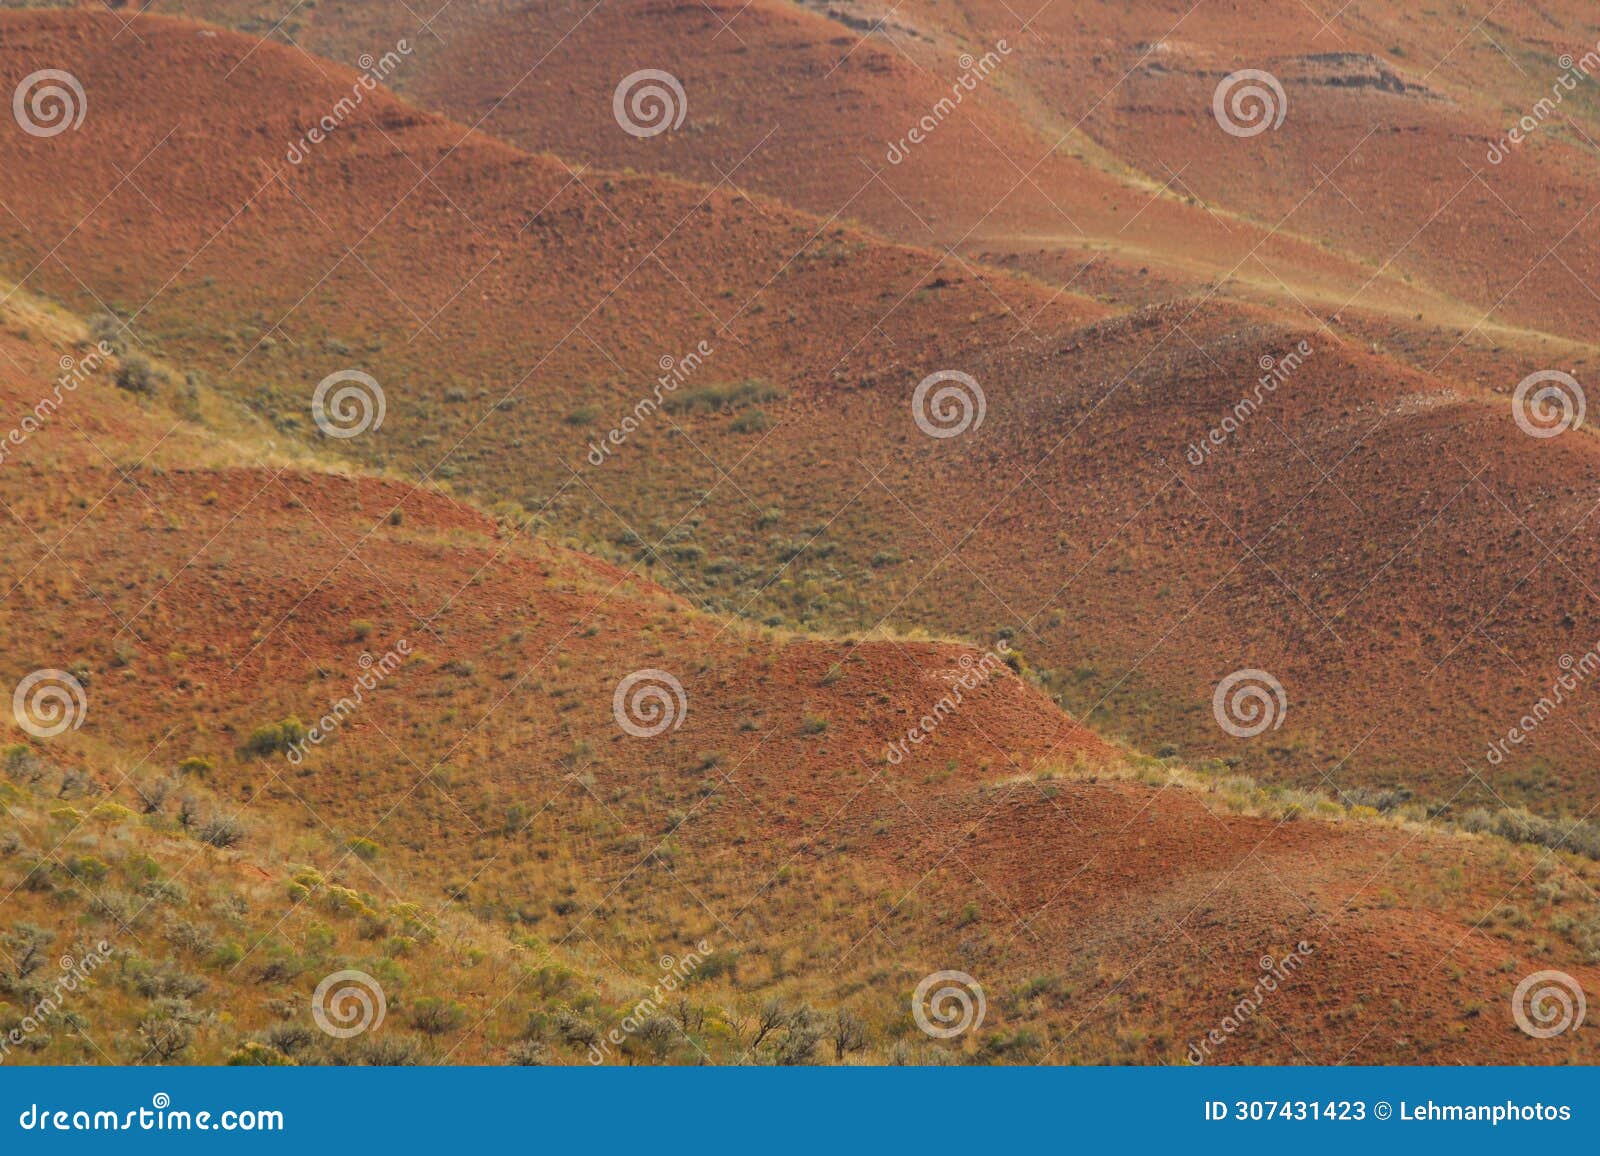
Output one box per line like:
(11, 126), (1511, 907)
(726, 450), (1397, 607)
(1, 4), (1599, 1065)
(4, 8), (1600, 810)
(1, 286), (1597, 1064)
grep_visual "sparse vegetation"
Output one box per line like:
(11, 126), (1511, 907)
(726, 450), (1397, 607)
(242, 718), (307, 757)
(114, 354), (162, 395)
(4, 6), (1600, 1072)
(663, 380), (783, 415)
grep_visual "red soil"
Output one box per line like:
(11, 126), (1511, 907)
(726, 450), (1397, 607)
(4, 440), (1595, 1063)
(2, 7), (1600, 1064)
(4, 9), (1600, 809)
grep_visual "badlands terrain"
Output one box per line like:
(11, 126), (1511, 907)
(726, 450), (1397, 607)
(0, 0), (1598, 1064)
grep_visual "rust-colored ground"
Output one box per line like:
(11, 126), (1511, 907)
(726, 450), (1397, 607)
(2, 5), (1600, 1064)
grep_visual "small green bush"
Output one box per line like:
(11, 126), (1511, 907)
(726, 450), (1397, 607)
(410, 996), (468, 1035)
(242, 718), (306, 756)
(115, 354), (162, 394)
(663, 379), (783, 415)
